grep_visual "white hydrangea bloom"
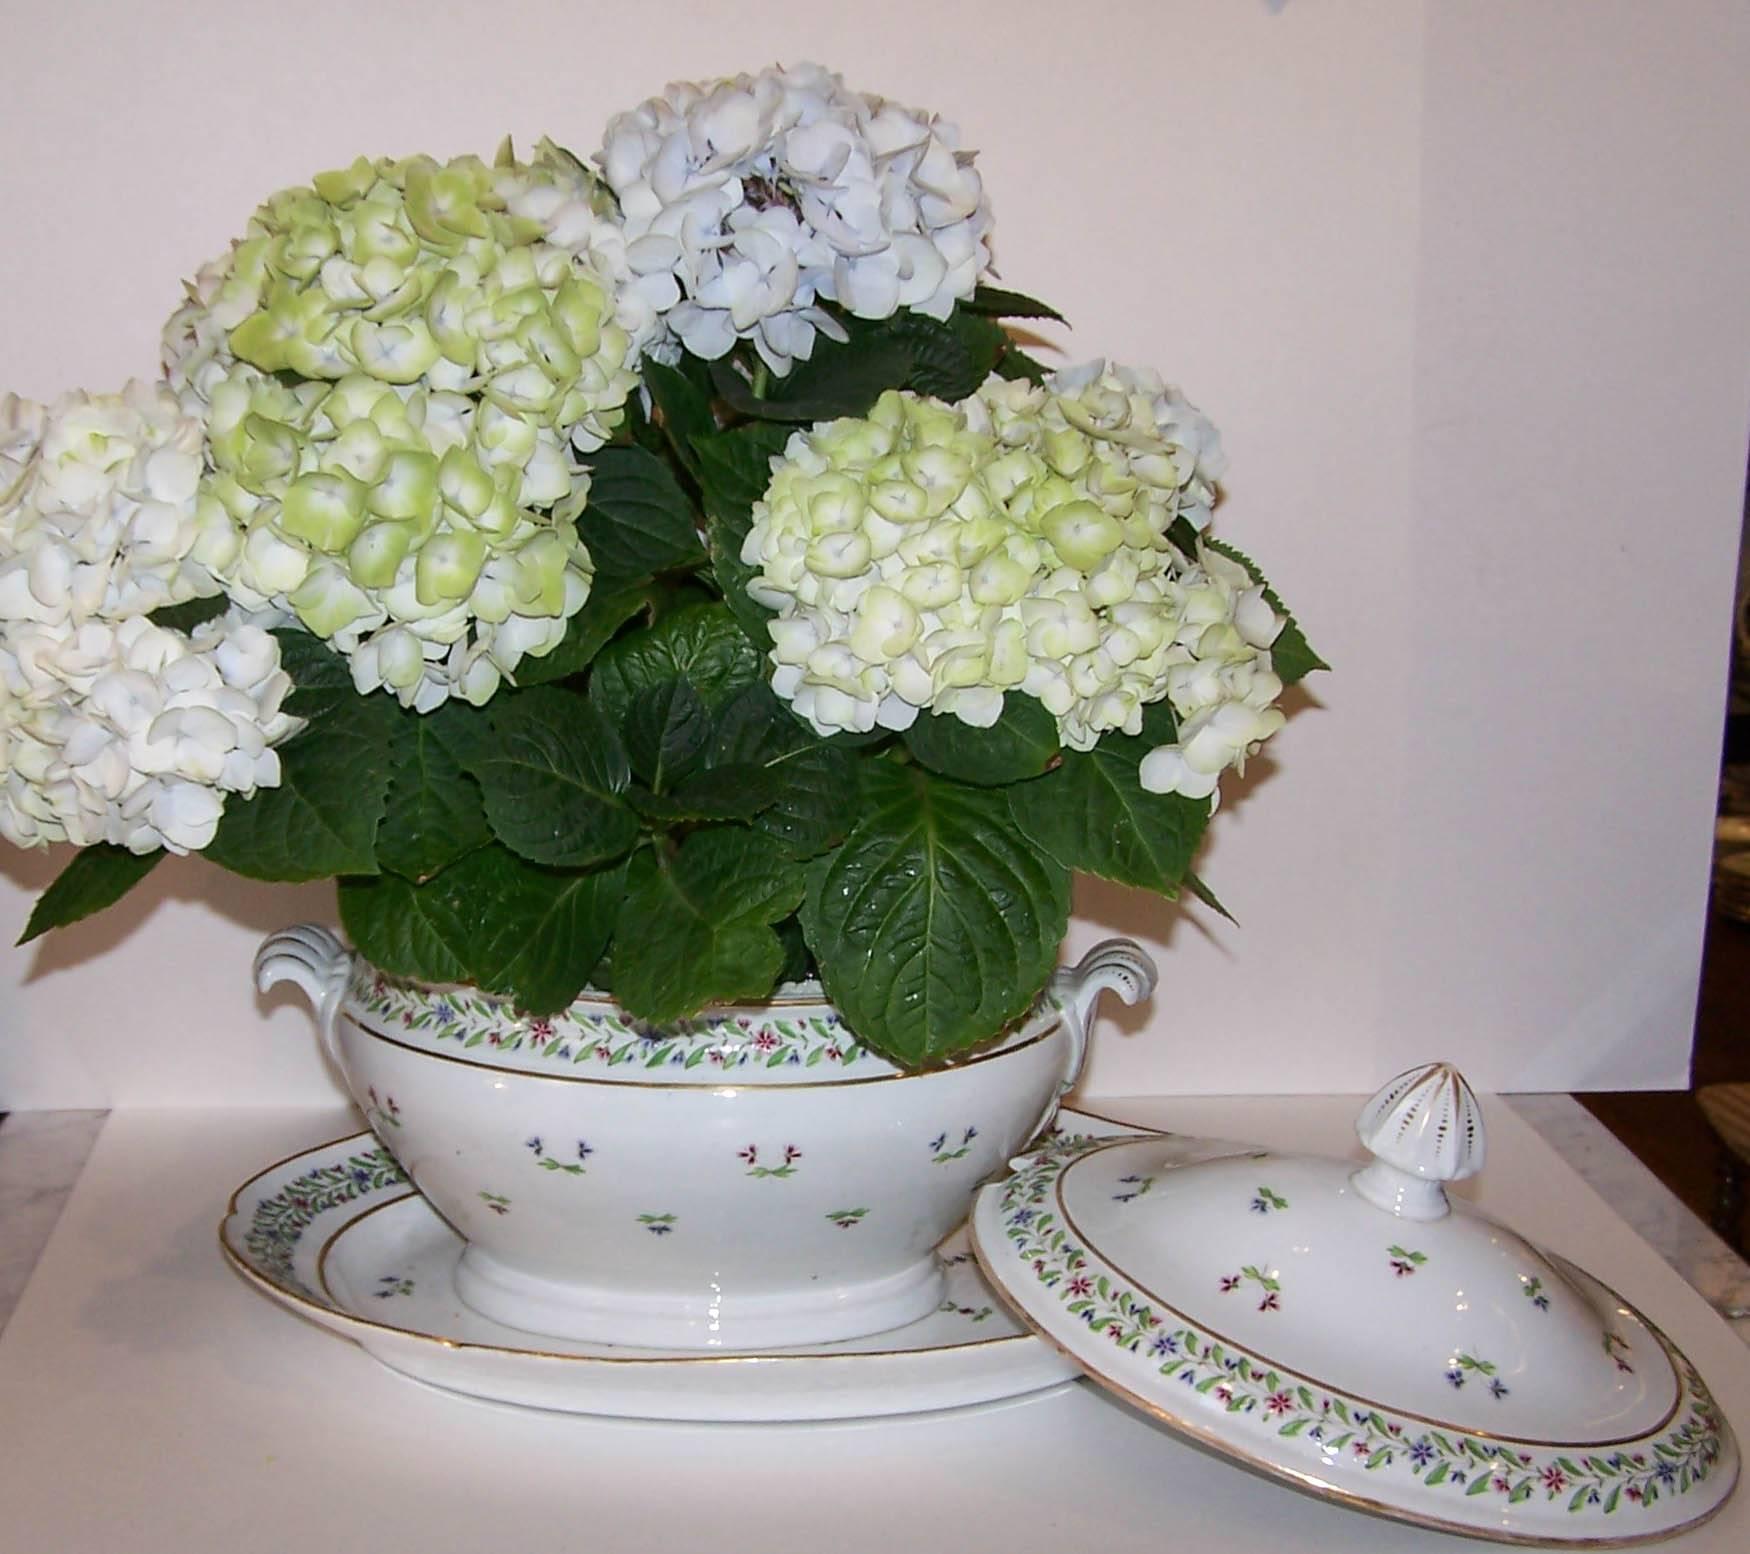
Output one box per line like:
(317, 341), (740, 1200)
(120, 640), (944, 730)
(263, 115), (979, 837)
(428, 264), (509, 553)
(0, 606), (299, 854)
(599, 62), (994, 374)
(0, 383), (233, 624)
(164, 144), (647, 710)
(742, 373), (1288, 801)
(0, 385), (302, 853)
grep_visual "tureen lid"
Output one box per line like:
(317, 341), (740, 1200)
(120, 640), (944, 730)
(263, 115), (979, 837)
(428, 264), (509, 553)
(970, 1063), (1739, 1545)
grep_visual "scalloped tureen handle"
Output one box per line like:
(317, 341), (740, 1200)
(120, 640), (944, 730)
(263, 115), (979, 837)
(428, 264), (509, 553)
(1049, 938), (1159, 1096)
(254, 925), (354, 1069)
(1349, 1061), (1486, 1221)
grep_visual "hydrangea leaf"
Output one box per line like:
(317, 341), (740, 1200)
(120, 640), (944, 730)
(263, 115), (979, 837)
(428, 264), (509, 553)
(625, 765), (784, 822)
(145, 594), (231, 635)
(375, 700), (493, 882)
(902, 695), (1060, 786)
(692, 422), (792, 523)
(468, 687), (639, 868)
(801, 761), (1070, 1066)
(204, 631), (397, 881)
(18, 845), (163, 945)
(271, 628), (367, 721)
(966, 285), (1068, 324)
(512, 583), (656, 687)
(708, 337), (913, 423)
(775, 914), (811, 984)
(335, 870), (471, 986)
(883, 311), (1005, 402)
(575, 445), (707, 585)
(1184, 871), (1236, 924)
(709, 684), (860, 858)
(589, 601), (762, 728)
(204, 715), (395, 880)
(693, 422), (790, 651)
(642, 358), (717, 478)
(993, 345), (1049, 385)
(611, 828), (806, 1022)
(623, 677), (712, 793)
(1006, 708), (1212, 896)
(339, 845), (625, 1012)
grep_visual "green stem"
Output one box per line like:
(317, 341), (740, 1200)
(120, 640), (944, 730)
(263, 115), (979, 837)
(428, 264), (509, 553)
(751, 363), (771, 400)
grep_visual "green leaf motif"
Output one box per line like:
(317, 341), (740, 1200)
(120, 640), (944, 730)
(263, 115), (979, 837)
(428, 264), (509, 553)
(375, 700), (492, 881)
(340, 846), (626, 1013)
(612, 829), (806, 1022)
(470, 688), (638, 868)
(512, 584), (654, 687)
(590, 602), (763, 728)
(576, 445), (707, 584)
(1006, 708), (1211, 897)
(18, 844), (163, 944)
(902, 696), (1059, 786)
(802, 762), (1071, 1066)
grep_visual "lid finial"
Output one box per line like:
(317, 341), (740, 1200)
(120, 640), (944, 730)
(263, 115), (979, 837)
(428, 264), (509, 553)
(1350, 1062), (1484, 1220)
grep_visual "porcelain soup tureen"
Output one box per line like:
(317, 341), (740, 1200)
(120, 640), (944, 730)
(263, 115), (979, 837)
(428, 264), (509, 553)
(971, 1063), (1740, 1546)
(254, 924), (1155, 1350)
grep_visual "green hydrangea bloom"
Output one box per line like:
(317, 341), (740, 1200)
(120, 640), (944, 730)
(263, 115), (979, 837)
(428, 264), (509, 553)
(742, 369), (1286, 798)
(165, 142), (651, 709)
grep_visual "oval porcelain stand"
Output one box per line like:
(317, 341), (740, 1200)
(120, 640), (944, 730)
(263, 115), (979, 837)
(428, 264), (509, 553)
(257, 925), (1155, 1350)
(971, 1062), (1740, 1546)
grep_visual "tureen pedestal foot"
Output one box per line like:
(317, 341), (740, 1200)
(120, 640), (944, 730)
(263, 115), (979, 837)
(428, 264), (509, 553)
(451, 1243), (948, 1350)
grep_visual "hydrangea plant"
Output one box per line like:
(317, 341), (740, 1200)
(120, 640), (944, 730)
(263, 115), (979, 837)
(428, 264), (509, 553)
(6, 65), (1323, 1070)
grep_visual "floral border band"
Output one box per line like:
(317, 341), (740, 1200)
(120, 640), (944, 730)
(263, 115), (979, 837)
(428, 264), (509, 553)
(348, 968), (874, 1076)
(242, 1146), (408, 1298)
(996, 1138), (1729, 1522)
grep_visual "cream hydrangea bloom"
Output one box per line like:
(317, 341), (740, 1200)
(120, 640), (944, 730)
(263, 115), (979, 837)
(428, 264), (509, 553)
(0, 385), (300, 853)
(599, 62), (994, 374)
(164, 143), (652, 711)
(742, 368), (1288, 800)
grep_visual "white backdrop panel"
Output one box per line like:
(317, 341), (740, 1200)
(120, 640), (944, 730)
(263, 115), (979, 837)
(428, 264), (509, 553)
(0, 1), (1745, 1105)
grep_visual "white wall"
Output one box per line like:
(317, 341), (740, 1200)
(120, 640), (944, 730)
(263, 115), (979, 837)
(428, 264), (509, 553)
(2, 1), (1746, 1106)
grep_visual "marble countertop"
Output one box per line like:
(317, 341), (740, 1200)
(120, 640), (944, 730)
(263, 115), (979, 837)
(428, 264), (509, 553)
(0, 1109), (106, 1332)
(1, 1095), (1746, 1343)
